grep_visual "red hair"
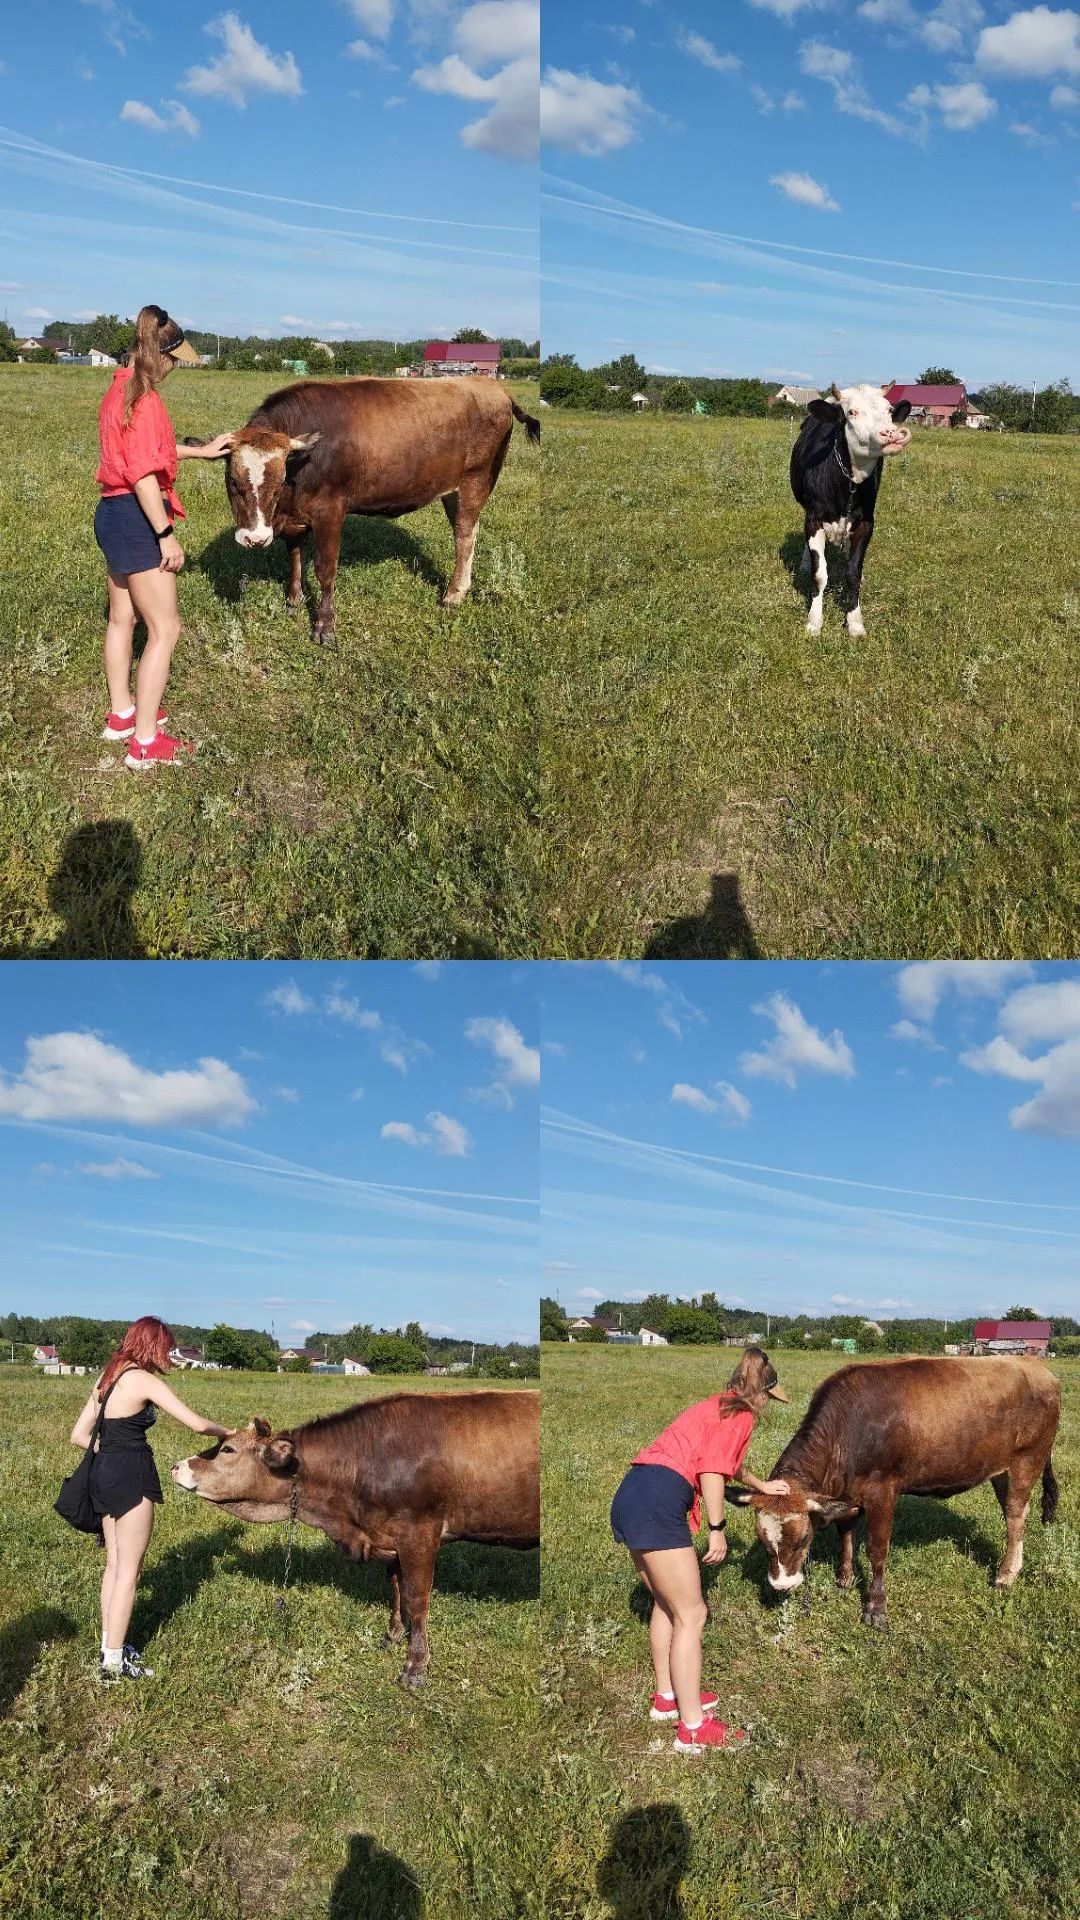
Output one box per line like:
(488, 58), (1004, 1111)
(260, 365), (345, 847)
(98, 1315), (175, 1395)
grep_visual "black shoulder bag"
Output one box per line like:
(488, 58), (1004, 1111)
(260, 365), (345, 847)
(53, 1380), (118, 1535)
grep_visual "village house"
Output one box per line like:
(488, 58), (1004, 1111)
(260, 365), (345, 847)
(169, 1345), (206, 1369)
(342, 1356), (372, 1377)
(972, 1319), (1052, 1357)
(422, 340), (501, 379)
(769, 384), (822, 409)
(885, 382), (969, 427)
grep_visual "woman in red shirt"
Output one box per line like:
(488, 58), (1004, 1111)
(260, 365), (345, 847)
(610, 1346), (791, 1754)
(94, 304), (232, 769)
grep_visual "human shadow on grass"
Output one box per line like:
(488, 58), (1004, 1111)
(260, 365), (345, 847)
(195, 516), (445, 619)
(328, 1835), (424, 1920)
(643, 872), (760, 960)
(0, 820), (146, 959)
(0, 1607), (77, 1717)
(597, 1805), (691, 1920)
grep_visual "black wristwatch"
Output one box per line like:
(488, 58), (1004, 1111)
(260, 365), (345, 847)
(709, 1518), (726, 1532)
(153, 523), (175, 543)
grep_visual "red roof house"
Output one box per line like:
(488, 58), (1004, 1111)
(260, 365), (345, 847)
(972, 1320), (1052, 1355)
(422, 340), (501, 378)
(885, 383), (967, 426)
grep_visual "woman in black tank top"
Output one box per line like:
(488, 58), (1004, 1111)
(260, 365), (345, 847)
(68, 1315), (232, 1684)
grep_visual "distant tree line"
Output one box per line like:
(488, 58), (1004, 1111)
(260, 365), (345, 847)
(540, 1294), (1077, 1353)
(9, 318), (539, 377)
(0, 1311), (537, 1377)
(539, 350), (1078, 432)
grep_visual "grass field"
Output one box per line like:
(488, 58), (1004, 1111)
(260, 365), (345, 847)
(541, 413), (1080, 959)
(541, 1345), (1080, 1920)
(0, 1371), (539, 1920)
(0, 368), (539, 959)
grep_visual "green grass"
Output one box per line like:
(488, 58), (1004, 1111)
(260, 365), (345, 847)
(0, 1371), (539, 1920)
(541, 413), (1080, 958)
(541, 1345), (1080, 1920)
(0, 368), (540, 958)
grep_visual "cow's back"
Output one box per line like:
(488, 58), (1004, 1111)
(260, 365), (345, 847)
(779, 1357), (1059, 1493)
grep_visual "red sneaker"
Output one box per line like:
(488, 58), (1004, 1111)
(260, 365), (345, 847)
(102, 707), (167, 741)
(673, 1717), (747, 1755)
(124, 731), (194, 771)
(650, 1690), (719, 1722)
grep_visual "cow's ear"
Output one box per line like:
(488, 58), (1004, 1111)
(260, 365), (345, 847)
(808, 399), (843, 424)
(890, 400), (912, 424)
(806, 1495), (856, 1522)
(726, 1483), (755, 1506)
(248, 1416), (272, 1438)
(263, 1435), (299, 1475)
(288, 432), (321, 453)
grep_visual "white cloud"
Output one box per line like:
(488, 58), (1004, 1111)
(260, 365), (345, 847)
(770, 169), (840, 210)
(78, 1157), (160, 1180)
(577, 1286), (604, 1300)
(799, 37), (909, 133)
(321, 990), (428, 1073)
(427, 1111), (474, 1156)
(346, 38), (384, 60)
(264, 979), (314, 1016)
(606, 962), (705, 1041)
(716, 1081), (752, 1125)
(907, 79), (997, 127)
(541, 68), (643, 154)
(466, 1015), (539, 1105)
(749, 0), (825, 16)
(415, 2), (538, 160)
(921, 0), (986, 52)
(672, 1082), (718, 1114)
(182, 13), (303, 108)
(740, 993), (855, 1088)
(676, 30), (740, 72)
(291, 1318), (318, 1333)
(959, 978), (1080, 1136)
(24, 308), (53, 321)
(0, 1033), (254, 1128)
(998, 980), (1080, 1046)
(120, 97), (201, 136)
(977, 6), (1080, 77)
(895, 961), (1032, 1023)
(414, 961), (442, 980)
(347, 0), (393, 37)
(1050, 80), (1080, 103)
(79, 0), (150, 57)
(382, 1120), (424, 1146)
(275, 1086), (301, 1103)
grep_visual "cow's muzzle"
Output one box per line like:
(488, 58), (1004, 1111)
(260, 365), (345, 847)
(767, 1567), (805, 1593)
(235, 528), (274, 549)
(171, 1459), (198, 1490)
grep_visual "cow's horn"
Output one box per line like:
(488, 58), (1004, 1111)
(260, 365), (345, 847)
(882, 379), (896, 392)
(829, 382), (842, 401)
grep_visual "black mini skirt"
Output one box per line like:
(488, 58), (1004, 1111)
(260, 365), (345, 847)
(89, 1443), (164, 1520)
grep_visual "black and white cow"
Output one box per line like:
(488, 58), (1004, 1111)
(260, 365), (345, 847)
(790, 383), (912, 638)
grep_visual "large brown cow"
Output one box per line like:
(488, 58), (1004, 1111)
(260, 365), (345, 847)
(171, 1389), (539, 1685)
(741, 1358), (1059, 1626)
(220, 376), (539, 642)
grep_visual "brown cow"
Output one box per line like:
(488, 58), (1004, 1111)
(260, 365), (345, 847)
(741, 1357), (1059, 1626)
(171, 1389), (539, 1685)
(220, 376), (540, 642)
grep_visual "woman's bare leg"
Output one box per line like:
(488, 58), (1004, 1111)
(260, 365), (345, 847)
(635, 1547), (707, 1726)
(100, 1514), (118, 1646)
(103, 1499), (155, 1650)
(103, 572), (136, 715)
(631, 1551), (675, 1696)
(126, 567), (181, 740)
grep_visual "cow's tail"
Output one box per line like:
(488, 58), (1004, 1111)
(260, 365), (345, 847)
(511, 399), (541, 444)
(1041, 1455), (1059, 1525)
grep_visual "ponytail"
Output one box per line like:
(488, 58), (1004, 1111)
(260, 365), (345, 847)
(122, 304), (185, 427)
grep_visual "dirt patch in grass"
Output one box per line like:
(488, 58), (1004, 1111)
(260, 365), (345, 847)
(797, 1746), (898, 1825)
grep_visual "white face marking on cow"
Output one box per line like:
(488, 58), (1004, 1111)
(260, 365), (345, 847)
(171, 1458), (198, 1491)
(835, 384), (911, 464)
(758, 1512), (784, 1551)
(767, 1565), (805, 1592)
(233, 445), (279, 548)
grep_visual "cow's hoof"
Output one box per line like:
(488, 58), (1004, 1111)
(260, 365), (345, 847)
(312, 630), (337, 650)
(285, 598), (303, 616)
(861, 1608), (888, 1630)
(383, 1628), (407, 1647)
(806, 621), (823, 638)
(836, 1573), (855, 1591)
(441, 591), (463, 611)
(396, 1668), (427, 1690)
(846, 620), (866, 640)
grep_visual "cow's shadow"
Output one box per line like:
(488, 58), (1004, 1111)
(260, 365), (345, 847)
(597, 1805), (691, 1920)
(195, 514), (446, 613)
(0, 1607), (78, 1718)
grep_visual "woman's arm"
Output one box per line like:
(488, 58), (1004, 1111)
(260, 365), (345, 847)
(740, 1468), (790, 1496)
(699, 1472), (728, 1564)
(142, 1375), (232, 1438)
(132, 473), (184, 573)
(70, 1388), (99, 1449)
(176, 433), (233, 461)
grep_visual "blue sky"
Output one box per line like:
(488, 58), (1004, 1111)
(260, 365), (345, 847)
(541, 0), (1080, 383)
(0, 962), (539, 1344)
(541, 961), (1080, 1324)
(0, 2), (538, 342)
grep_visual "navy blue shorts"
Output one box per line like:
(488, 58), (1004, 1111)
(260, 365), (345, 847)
(611, 1464), (694, 1551)
(94, 494), (163, 575)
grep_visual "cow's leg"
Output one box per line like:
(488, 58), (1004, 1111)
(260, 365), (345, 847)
(806, 527), (828, 635)
(835, 1514), (858, 1591)
(395, 1525), (441, 1688)
(284, 535), (305, 613)
(441, 490), (459, 533)
(384, 1559), (406, 1645)
(846, 520), (873, 639)
(992, 1460), (1040, 1588)
(861, 1486), (898, 1627)
(310, 506), (346, 644)
(442, 472), (493, 609)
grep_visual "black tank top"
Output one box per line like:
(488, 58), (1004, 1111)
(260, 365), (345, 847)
(98, 1382), (157, 1449)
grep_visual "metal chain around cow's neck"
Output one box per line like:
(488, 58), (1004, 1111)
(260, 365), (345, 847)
(278, 1476), (300, 1609)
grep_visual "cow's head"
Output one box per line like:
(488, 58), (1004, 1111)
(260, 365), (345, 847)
(810, 383), (912, 459)
(224, 429), (321, 548)
(171, 1417), (300, 1516)
(750, 1487), (856, 1593)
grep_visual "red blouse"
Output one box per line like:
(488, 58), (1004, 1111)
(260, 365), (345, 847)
(96, 368), (184, 520)
(633, 1394), (755, 1533)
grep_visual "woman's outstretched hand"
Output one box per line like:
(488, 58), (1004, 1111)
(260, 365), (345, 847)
(201, 432), (234, 459)
(758, 1479), (791, 1497)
